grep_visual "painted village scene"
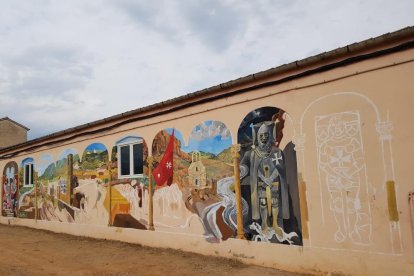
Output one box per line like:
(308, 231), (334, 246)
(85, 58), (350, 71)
(2, 106), (302, 246)
(16, 145), (111, 225)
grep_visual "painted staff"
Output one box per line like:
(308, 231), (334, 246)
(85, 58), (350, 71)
(231, 144), (245, 239)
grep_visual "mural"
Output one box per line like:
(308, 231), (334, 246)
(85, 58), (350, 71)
(36, 151), (77, 222)
(150, 129), (202, 233)
(36, 154), (54, 220)
(2, 161), (18, 217)
(0, 116), (300, 244)
(238, 107), (302, 245)
(18, 158), (36, 218)
(151, 123), (236, 241)
(109, 137), (148, 229)
(33, 145), (111, 224)
(182, 122), (237, 241)
(73, 143), (110, 225)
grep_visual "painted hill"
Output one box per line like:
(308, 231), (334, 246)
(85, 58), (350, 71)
(151, 130), (234, 189)
(217, 147), (232, 164)
(80, 150), (108, 170)
(152, 130), (191, 162)
(38, 154), (81, 182)
(186, 150), (217, 160)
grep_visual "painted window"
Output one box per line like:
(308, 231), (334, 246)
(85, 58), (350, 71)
(117, 137), (144, 178)
(22, 158), (34, 187)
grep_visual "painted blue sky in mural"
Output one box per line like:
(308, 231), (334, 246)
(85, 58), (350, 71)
(168, 121), (232, 155)
(166, 127), (185, 146)
(21, 158), (34, 166)
(184, 135), (231, 155)
(85, 143), (107, 153)
(37, 154), (54, 176)
(59, 148), (78, 160)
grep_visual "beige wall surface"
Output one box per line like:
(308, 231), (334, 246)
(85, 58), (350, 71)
(0, 46), (414, 275)
(0, 120), (27, 149)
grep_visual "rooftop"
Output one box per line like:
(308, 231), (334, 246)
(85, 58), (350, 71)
(0, 117), (30, 131)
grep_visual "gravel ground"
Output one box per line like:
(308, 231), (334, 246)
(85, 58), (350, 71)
(0, 224), (307, 276)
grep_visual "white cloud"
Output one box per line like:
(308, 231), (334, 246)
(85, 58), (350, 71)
(0, 0), (413, 140)
(190, 121), (231, 141)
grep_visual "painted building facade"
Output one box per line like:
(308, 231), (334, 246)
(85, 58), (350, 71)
(1, 27), (414, 275)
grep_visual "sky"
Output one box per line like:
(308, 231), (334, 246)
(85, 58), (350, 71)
(184, 120), (232, 154)
(0, 0), (413, 140)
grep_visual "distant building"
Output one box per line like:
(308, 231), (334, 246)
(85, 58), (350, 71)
(0, 117), (29, 149)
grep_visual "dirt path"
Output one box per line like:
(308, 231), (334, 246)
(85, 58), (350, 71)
(0, 224), (304, 276)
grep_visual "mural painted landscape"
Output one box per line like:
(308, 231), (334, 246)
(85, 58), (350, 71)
(151, 123), (236, 240)
(3, 110), (302, 247)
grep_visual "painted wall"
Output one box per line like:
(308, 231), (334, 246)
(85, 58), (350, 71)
(1, 46), (414, 275)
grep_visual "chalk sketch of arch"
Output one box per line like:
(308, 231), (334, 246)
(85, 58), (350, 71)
(299, 92), (381, 134)
(298, 92), (381, 226)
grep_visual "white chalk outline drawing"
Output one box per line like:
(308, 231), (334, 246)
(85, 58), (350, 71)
(298, 92), (402, 254)
(315, 111), (372, 245)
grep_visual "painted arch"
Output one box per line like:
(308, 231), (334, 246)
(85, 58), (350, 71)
(18, 158), (36, 219)
(2, 161), (19, 217)
(237, 106), (302, 245)
(109, 136), (149, 229)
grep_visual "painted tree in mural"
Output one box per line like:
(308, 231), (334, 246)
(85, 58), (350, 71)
(238, 107), (302, 245)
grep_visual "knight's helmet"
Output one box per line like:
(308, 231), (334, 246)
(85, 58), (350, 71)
(252, 121), (276, 148)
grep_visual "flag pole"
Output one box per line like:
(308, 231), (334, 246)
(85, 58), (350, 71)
(148, 156), (155, 231)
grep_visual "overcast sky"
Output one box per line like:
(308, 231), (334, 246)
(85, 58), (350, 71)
(0, 0), (413, 140)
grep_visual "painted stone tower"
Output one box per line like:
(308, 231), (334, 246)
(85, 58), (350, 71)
(188, 151), (207, 189)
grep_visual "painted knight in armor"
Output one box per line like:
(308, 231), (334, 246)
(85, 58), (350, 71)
(240, 121), (289, 236)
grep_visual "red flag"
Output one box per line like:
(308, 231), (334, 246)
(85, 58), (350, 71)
(152, 129), (174, 186)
